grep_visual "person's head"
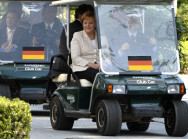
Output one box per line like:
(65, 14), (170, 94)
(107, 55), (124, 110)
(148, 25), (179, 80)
(7, 2), (22, 16)
(126, 15), (140, 33)
(75, 4), (94, 21)
(6, 10), (20, 30)
(81, 11), (96, 35)
(42, 3), (57, 24)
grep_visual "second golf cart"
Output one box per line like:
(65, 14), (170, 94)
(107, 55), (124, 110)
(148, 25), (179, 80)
(49, 0), (188, 137)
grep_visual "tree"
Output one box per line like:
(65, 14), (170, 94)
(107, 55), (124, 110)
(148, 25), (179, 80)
(176, 0), (188, 41)
(176, 0), (188, 73)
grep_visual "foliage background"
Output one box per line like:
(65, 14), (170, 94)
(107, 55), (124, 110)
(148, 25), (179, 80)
(177, 0), (188, 73)
(177, 0), (188, 41)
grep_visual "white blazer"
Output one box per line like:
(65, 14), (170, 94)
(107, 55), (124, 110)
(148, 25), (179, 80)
(71, 30), (99, 72)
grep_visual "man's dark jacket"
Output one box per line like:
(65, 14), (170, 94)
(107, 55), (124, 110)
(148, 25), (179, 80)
(48, 20), (83, 79)
(59, 19), (83, 61)
(0, 27), (31, 60)
(31, 18), (62, 46)
(0, 27), (31, 48)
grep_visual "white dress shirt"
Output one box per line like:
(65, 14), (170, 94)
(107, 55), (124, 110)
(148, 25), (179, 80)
(45, 22), (54, 30)
(7, 27), (16, 43)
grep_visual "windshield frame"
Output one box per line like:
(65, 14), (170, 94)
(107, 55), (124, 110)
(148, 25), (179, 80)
(95, 1), (180, 75)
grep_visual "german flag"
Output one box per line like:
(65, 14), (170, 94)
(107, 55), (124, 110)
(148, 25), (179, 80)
(22, 47), (45, 60)
(128, 56), (153, 71)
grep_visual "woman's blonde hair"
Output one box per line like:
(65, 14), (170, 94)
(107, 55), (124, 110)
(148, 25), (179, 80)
(81, 11), (95, 22)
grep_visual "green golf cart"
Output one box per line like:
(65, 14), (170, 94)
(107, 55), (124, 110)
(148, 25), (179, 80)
(49, 0), (188, 136)
(0, 1), (63, 104)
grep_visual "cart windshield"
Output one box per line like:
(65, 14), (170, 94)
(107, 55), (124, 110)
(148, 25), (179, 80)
(98, 3), (179, 75)
(0, 1), (63, 62)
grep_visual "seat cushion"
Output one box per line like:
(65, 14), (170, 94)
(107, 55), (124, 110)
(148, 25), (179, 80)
(52, 74), (68, 82)
(52, 74), (92, 87)
(80, 79), (92, 87)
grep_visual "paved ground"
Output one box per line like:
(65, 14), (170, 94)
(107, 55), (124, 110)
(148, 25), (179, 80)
(30, 116), (188, 139)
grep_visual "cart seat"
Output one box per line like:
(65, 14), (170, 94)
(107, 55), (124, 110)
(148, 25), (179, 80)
(79, 79), (92, 87)
(52, 74), (74, 82)
(52, 74), (92, 87)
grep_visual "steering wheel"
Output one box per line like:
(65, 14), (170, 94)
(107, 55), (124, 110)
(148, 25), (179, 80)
(35, 29), (59, 47)
(126, 42), (154, 55)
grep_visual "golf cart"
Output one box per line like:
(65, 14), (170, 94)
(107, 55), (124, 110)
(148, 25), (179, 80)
(0, 1), (63, 104)
(49, 0), (188, 136)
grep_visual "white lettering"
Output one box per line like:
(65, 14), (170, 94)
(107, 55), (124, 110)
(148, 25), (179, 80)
(137, 80), (156, 84)
(148, 80), (155, 84)
(133, 76), (154, 79)
(35, 67), (42, 71)
(24, 64), (45, 67)
(25, 67), (34, 71)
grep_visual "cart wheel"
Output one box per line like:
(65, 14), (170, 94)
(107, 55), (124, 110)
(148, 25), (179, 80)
(165, 101), (188, 137)
(96, 99), (122, 136)
(126, 122), (150, 132)
(50, 96), (74, 130)
(0, 84), (11, 99)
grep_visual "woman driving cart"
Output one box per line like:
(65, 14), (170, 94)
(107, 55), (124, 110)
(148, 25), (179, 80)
(71, 11), (99, 83)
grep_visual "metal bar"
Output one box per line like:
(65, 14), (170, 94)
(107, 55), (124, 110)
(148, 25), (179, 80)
(94, 1), (101, 49)
(66, 4), (70, 52)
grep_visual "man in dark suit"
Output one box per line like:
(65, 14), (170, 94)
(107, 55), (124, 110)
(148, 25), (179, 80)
(118, 15), (157, 57)
(107, 14), (158, 71)
(59, 4), (94, 62)
(48, 4), (94, 80)
(31, 3), (63, 60)
(0, 10), (31, 60)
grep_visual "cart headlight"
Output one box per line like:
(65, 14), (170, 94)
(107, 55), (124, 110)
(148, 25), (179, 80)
(167, 85), (180, 94)
(112, 85), (126, 94)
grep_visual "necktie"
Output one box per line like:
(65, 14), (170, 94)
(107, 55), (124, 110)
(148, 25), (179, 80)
(47, 25), (51, 30)
(130, 35), (135, 41)
(130, 35), (136, 48)
(8, 30), (14, 43)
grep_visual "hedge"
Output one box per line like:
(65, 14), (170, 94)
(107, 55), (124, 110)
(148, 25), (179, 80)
(0, 97), (32, 139)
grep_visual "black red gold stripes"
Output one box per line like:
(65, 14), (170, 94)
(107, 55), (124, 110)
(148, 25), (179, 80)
(128, 56), (153, 71)
(22, 47), (45, 60)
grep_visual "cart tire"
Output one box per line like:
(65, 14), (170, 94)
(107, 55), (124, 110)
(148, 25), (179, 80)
(126, 122), (150, 132)
(50, 96), (74, 130)
(96, 99), (122, 136)
(165, 101), (188, 137)
(0, 84), (11, 99)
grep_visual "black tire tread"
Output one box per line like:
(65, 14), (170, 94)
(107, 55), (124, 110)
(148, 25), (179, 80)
(96, 99), (122, 136)
(50, 96), (74, 130)
(0, 84), (11, 99)
(165, 100), (188, 137)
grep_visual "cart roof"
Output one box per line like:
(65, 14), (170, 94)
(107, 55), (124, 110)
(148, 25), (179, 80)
(51, 0), (173, 6)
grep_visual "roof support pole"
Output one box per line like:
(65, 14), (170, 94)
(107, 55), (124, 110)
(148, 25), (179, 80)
(66, 4), (70, 52)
